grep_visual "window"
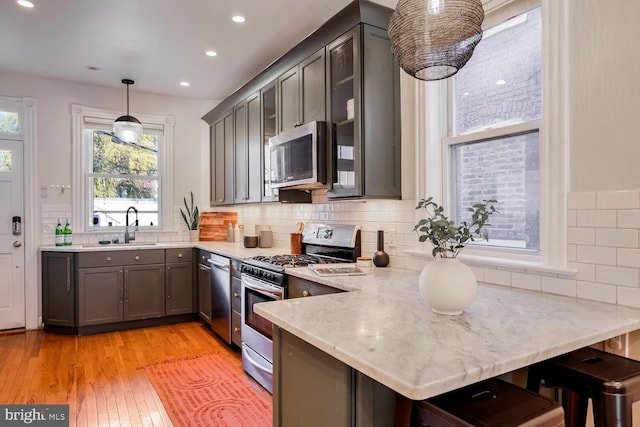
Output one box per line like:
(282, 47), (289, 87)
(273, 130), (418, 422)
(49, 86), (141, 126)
(72, 105), (174, 232)
(446, 5), (542, 253)
(0, 111), (19, 134)
(0, 150), (12, 172)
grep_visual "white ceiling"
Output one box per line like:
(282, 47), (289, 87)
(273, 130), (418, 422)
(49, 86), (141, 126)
(0, 0), (396, 101)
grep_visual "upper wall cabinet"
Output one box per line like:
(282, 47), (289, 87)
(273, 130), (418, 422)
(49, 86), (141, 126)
(278, 48), (326, 133)
(262, 82), (278, 202)
(234, 93), (262, 204)
(327, 25), (401, 199)
(211, 111), (234, 206)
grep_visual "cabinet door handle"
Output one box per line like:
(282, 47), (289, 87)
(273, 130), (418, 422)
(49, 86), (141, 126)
(106, 256), (112, 262)
(119, 273), (123, 304)
(167, 267), (171, 299)
(233, 292), (240, 298)
(124, 270), (129, 302)
(66, 257), (71, 292)
(134, 255), (140, 261)
(303, 290), (310, 297)
(234, 327), (241, 332)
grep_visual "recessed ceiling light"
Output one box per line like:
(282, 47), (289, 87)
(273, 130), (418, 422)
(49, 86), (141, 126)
(496, 79), (507, 85)
(17, 0), (34, 8)
(180, 81), (190, 87)
(232, 15), (245, 23)
(205, 50), (218, 57)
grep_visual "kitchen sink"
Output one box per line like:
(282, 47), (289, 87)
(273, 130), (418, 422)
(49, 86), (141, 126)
(82, 242), (158, 248)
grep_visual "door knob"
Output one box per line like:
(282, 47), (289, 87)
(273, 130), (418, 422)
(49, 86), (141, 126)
(13, 241), (22, 247)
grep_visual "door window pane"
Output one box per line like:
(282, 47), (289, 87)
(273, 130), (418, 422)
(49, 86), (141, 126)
(452, 132), (540, 250)
(0, 150), (11, 172)
(0, 112), (19, 134)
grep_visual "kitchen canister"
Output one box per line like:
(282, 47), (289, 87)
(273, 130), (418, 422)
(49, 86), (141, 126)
(258, 230), (273, 248)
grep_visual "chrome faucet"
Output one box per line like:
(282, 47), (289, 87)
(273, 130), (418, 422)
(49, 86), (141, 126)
(124, 206), (139, 243)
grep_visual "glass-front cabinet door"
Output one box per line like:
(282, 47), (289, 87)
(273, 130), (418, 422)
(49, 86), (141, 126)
(327, 27), (362, 198)
(261, 82), (278, 201)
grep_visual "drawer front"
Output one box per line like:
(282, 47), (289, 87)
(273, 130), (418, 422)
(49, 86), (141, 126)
(231, 277), (242, 313)
(231, 311), (242, 347)
(78, 249), (165, 268)
(287, 276), (343, 299)
(166, 248), (193, 263)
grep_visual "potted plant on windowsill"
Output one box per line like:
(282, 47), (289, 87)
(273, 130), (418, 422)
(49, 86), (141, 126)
(180, 192), (200, 242)
(414, 197), (498, 315)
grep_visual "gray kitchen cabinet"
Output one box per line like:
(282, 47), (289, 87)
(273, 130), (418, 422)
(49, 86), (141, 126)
(197, 251), (212, 324)
(261, 81), (278, 202)
(234, 92), (262, 204)
(211, 111), (234, 206)
(231, 258), (242, 347)
(77, 250), (166, 326)
(278, 48), (326, 133)
(287, 275), (343, 298)
(278, 66), (300, 132)
(78, 266), (123, 326)
(166, 248), (194, 316)
(42, 252), (75, 327)
(327, 25), (401, 200)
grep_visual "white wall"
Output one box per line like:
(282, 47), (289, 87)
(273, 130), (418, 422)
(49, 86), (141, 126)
(0, 72), (216, 212)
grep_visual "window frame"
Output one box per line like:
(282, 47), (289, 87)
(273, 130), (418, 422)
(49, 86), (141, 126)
(413, 0), (570, 270)
(72, 104), (174, 233)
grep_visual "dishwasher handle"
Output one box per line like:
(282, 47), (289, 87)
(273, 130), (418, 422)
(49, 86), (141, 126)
(207, 258), (230, 270)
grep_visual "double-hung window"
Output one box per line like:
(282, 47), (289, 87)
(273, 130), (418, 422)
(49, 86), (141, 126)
(445, 3), (542, 255)
(72, 105), (174, 232)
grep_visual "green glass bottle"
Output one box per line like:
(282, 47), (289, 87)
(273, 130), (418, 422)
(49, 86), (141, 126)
(63, 218), (72, 246)
(55, 219), (63, 246)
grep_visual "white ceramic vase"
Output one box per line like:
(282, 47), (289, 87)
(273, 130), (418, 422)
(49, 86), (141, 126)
(189, 230), (199, 242)
(418, 257), (477, 315)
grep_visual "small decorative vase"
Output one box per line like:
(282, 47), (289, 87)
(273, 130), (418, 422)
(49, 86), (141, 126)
(189, 230), (199, 242)
(418, 258), (477, 315)
(372, 230), (389, 267)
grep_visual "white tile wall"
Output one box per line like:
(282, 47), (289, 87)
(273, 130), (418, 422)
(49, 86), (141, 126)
(43, 189), (639, 308)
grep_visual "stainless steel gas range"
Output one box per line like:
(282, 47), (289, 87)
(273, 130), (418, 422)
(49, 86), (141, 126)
(240, 223), (361, 393)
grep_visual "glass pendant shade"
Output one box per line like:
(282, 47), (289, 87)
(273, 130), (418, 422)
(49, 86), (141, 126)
(113, 115), (143, 143)
(114, 79), (143, 142)
(388, 0), (485, 81)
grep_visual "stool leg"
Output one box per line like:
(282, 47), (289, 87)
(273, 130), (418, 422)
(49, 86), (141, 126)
(562, 389), (589, 427)
(594, 392), (632, 427)
(526, 365), (543, 392)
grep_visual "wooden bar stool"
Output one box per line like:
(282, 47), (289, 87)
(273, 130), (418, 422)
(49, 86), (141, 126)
(412, 377), (565, 426)
(526, 347), (640, 427)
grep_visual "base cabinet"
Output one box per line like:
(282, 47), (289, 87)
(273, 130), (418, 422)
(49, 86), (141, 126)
(197, 251), (212, 324)
(231, 259), (242, 347)
(124, 264), (165, 321)
(78, 266), (123, 326)
(273, 327), (400, 427)
(166, 262), (195, 315)
(42, 252), (75, 327)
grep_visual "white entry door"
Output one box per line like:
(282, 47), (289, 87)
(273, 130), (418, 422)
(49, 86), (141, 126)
(0, 139), (24, 330)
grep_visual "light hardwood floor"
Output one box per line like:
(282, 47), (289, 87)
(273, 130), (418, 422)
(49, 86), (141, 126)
(0, 321), (271, 426)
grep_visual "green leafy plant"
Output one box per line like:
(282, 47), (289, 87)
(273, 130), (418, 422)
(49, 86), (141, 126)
(414, 197), (498, 258)
(180, 192), (200, 230)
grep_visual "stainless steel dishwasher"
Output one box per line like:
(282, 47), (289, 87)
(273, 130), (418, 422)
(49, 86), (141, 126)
(208, 253), (231, 344)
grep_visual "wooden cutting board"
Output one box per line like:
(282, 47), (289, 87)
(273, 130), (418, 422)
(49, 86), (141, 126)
(199, 212), (238, 241)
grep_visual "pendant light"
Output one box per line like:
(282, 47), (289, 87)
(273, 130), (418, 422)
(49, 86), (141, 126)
(113, 79), (143, 142)
(388, 0), (485, 81)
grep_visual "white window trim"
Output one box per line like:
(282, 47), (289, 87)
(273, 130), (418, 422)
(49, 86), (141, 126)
(408, 0), (571, 272)
(71, 104), (174, 233)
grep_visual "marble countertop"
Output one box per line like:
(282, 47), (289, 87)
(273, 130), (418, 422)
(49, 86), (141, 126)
(40, 241), (287, 259)
(256, 266), (640, 401)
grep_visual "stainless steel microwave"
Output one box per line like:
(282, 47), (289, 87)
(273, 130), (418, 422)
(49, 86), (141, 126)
(269, 121), (326, 189)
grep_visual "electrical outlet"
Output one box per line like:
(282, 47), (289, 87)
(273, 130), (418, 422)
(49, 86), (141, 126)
(386, 230), (396, 247)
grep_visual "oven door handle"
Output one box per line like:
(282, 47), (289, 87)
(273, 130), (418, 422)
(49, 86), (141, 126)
(242, 280), (283, 300)
(243, 347), (274, 375)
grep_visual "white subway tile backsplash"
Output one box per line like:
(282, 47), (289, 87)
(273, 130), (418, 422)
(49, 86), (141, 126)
(618, 248), (640, 268)
(596, 190), (640, 210)
(577, 281), (617, 304)
(568, 192), (596, 210)
(567, 210), (577, 227)
(512, 273), (541, 291)
(484, 269), (511, 287)
(617, 287), (640, 309)
(576, 245), (617, 266)
(541, 277), (577, 297)
(576, 210), (617, 228)
(596, 265), (639, 287)
(567, 244), (577, 262)
(595, 228), (639, 248)
(618, 210), (640, 229)
(568, 227), (595, 245)
(567, 262), (596, 281)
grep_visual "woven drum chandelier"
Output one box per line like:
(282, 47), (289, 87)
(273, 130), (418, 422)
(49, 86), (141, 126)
(388, 0), (485, 81)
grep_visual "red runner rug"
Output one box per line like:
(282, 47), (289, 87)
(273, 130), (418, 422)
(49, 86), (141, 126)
(143, 352), (272, 426)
